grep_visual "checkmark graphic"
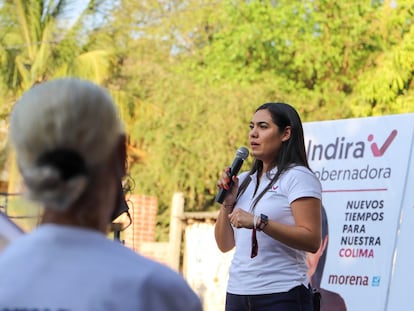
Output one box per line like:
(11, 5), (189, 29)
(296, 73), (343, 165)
(368, 130), (398, 157)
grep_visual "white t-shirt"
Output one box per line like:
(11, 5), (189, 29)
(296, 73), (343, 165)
(227, 166), (322, 295)
(0, 224), (202, 311)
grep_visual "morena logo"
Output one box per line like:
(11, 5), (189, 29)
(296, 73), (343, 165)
(306, 130), (398, 161)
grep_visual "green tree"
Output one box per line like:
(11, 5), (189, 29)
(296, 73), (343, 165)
(349, 0), (414, 115)
(177, 0), (412, 116)
(0, 1), (105, 94)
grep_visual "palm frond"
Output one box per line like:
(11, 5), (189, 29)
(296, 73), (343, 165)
(67, 50), (112, 83)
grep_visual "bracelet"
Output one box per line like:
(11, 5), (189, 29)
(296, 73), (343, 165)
(223, 203), (235, 209)
(253, 214), (258, 230)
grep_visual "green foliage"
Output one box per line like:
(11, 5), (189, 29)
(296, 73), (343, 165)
(0, 0), (114, 95)
(184, 0), (406, 118)
(350, 6), (414, 115)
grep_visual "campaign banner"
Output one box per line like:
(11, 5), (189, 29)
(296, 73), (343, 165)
(303, 113), (414, 311)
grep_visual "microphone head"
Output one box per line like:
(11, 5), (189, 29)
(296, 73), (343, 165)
(236, 146), (249, 160)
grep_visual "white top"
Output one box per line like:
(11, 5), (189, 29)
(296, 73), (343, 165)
(0, 224), (202, 311)
(227, 166), (322, 295)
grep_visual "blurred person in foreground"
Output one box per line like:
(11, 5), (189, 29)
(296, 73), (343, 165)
(0, 78), (202, 311)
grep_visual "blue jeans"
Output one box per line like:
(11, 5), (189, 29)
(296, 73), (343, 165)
(225, 285), (313, 311)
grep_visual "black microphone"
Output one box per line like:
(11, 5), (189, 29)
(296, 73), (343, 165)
(215, 146), (249, 204)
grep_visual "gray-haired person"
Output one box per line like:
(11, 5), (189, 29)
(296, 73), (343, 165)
(0, 78), (202, 311)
